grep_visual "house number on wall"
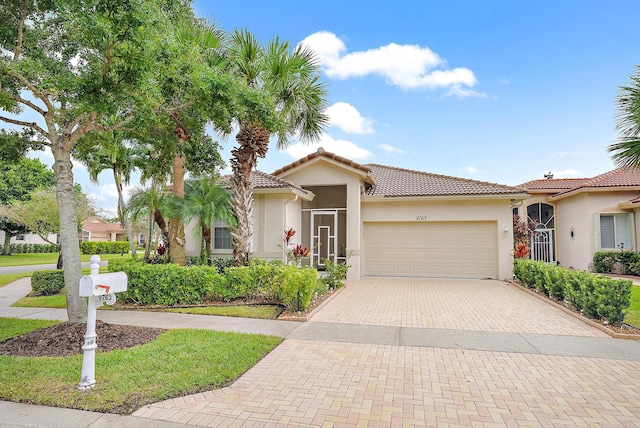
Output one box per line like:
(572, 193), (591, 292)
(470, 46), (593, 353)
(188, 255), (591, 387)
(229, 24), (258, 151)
(416, 215), (428, 221)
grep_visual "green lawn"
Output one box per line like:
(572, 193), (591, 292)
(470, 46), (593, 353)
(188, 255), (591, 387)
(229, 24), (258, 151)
(0, 317), (282, 414)
(0, 317), (61, 341)
(160, 305), (284, 319)
(624, 285), (640, 328)
(0, 253), (132, 267)
(12, 293), (67, 308)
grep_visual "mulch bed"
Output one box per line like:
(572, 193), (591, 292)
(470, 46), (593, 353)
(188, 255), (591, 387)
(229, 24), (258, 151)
(0, 321), (166, 357)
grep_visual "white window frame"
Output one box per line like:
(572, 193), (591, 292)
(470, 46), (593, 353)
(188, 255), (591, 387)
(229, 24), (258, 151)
(596, 213), (635, 251)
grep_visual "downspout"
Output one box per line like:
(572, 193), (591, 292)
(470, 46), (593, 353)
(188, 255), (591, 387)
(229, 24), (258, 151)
(283, 195), (299, 263)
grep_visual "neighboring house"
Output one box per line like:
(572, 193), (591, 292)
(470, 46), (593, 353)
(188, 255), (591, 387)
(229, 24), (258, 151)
(81, 216), (127, 242)
(186, 148), (527, 280)
(518, 167), (640, 270)
(0, 231), (57, 246)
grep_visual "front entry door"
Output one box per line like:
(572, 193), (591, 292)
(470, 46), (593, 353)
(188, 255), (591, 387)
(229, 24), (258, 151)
(310, 210), (338, 268)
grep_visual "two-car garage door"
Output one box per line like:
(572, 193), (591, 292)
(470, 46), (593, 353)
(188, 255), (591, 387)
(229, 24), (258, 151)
(363, 222), (498, 279)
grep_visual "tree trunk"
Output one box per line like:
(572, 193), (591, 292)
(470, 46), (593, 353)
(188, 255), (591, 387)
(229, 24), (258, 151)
(144, 210), (153, 260)
(3, 232), (11, 255)
(114, 169), (137, 258)
(230, 164), (252, 267)
(202, 224), (212, 264)
(168, 151), (186, 266)
(52, 144), (85, 323)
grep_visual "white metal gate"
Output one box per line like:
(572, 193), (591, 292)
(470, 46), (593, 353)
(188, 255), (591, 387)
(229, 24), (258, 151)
(310, 210), (338, 268)
(531, 228), (555, 263)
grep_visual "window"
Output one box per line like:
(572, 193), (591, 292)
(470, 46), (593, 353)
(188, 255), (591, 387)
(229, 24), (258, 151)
(599, 214), (632, 250)
(213, 220), (232, 250)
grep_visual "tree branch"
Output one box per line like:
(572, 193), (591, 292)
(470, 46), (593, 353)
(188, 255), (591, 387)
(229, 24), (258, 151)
(0, 115), (49, 141)
(10, 93), (46, 116)
(6, 71), (54, 112)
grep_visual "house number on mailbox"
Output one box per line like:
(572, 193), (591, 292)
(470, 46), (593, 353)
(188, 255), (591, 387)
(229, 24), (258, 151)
(416, 215), (428, 221)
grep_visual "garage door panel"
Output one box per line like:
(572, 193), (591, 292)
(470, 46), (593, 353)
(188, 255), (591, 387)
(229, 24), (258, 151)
(364, 222), (498, 279)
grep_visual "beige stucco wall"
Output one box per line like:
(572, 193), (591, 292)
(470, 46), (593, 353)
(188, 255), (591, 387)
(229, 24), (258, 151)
(554, 191), (639, 270)
(277, 160), (364, 280)
(361, 198), (516, 280)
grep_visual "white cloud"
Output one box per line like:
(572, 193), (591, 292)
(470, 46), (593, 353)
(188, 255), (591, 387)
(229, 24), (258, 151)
(284, 133), (373, 160)
(546, 169), (580, 178)
(326, 102), (374, 135)
(299, 31), (479, 95)
(459, 166), (481, 174)
(88, 192), (105, 202)
(444, 84), (487, 99)
(500, 78), (510, 85)
(378, 144), (406, 155)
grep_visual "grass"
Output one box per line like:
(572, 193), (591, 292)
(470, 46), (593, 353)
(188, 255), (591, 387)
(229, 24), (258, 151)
(0, 318), (282, 414)
(160, 305), (284, 319)
(0, 253), (132, 267)
(624, 285), (640, 328)
(0, 317), (61, 341)
(13, 293), (67, 308)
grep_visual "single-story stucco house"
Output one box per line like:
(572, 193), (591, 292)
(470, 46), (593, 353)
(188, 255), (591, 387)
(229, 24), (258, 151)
(186, 148), (528, 280)
(80, 216), (127, 243)
(517, 167), (640, 270)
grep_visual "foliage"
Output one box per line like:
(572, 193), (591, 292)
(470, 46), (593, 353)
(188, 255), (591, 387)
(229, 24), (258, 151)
(31, 270), (65, 296)
(0, 322), (281, 415)
(320, 259), (350, 289)
(608, 66), (640, 168)
(592, 251), (640, 275)
(80, 241), (130, 255)
(512, 214), (535, 259)
(0, 244), (59, 254)
(513, 259), (632, 325)
(109, 257), (317, 310)
(514, 242), (529, 259)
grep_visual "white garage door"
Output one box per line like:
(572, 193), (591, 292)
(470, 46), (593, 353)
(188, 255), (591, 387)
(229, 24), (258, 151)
(363, 222), (498, 279)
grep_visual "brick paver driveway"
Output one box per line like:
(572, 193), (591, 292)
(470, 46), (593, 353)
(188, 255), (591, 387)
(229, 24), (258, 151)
(136, 279), (640, 427)
(310, 278), (607, 336)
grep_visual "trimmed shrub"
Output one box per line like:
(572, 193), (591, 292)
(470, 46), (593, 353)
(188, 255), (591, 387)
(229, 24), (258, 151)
(2, 243), (59, 254)
(108, 258), (318, 310)
(513, 259), (632, 325)
(81, 241), (130, 255)
(592, 251), (640, 275)
(31, 270), (65, 296)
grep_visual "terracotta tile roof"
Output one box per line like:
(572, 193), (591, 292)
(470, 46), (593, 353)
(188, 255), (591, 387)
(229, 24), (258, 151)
(363, 164), (527, 197)
(518, 178), (589, 190)
(220, 171), (310, 192)
(82, 218), (125, 234)
(273, 147), (371, 176)
(549, 167), (640, 199)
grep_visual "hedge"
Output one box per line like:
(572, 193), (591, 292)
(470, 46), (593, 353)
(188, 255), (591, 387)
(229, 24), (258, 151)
(0, 243), (59, 254)
(513, 259), (632, 325)
(81, 241), (130, 255)
(31, 270), (65, 296)
(592, 251), (640, 276)
(108, 258), (318, 310)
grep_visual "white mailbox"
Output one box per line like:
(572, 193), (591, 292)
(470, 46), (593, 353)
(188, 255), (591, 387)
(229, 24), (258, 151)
(79, 272), (128, 296)
(78, 255), (129, 390)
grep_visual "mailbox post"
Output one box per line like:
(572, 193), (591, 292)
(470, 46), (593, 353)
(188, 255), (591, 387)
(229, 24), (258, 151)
(78, 255), (127, 390)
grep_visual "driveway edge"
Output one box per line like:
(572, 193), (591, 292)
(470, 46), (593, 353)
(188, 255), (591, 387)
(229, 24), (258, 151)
(507, 279), (640, 340)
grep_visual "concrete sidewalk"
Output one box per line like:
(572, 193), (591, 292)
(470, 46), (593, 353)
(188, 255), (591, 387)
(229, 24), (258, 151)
(3, 277), (640, 426)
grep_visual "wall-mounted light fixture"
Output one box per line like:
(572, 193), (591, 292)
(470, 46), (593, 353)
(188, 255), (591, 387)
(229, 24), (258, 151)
(570, 227), (575, 239)
(503, 227), (509, 235)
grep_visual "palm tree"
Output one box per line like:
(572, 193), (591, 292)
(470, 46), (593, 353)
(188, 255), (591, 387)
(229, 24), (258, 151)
(74, 132), (143, 258)
(179, 178), (236, 264)
(228, 30), (329, 266)
(127, 183), (169, 260)
(608, 66), (640, 167)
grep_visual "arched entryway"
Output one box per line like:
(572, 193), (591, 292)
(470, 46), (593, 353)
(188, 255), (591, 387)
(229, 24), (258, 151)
(527, 202), (556, 263)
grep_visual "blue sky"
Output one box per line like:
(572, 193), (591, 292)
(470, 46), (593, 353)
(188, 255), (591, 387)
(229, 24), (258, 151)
(22, 1), (640, 215)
